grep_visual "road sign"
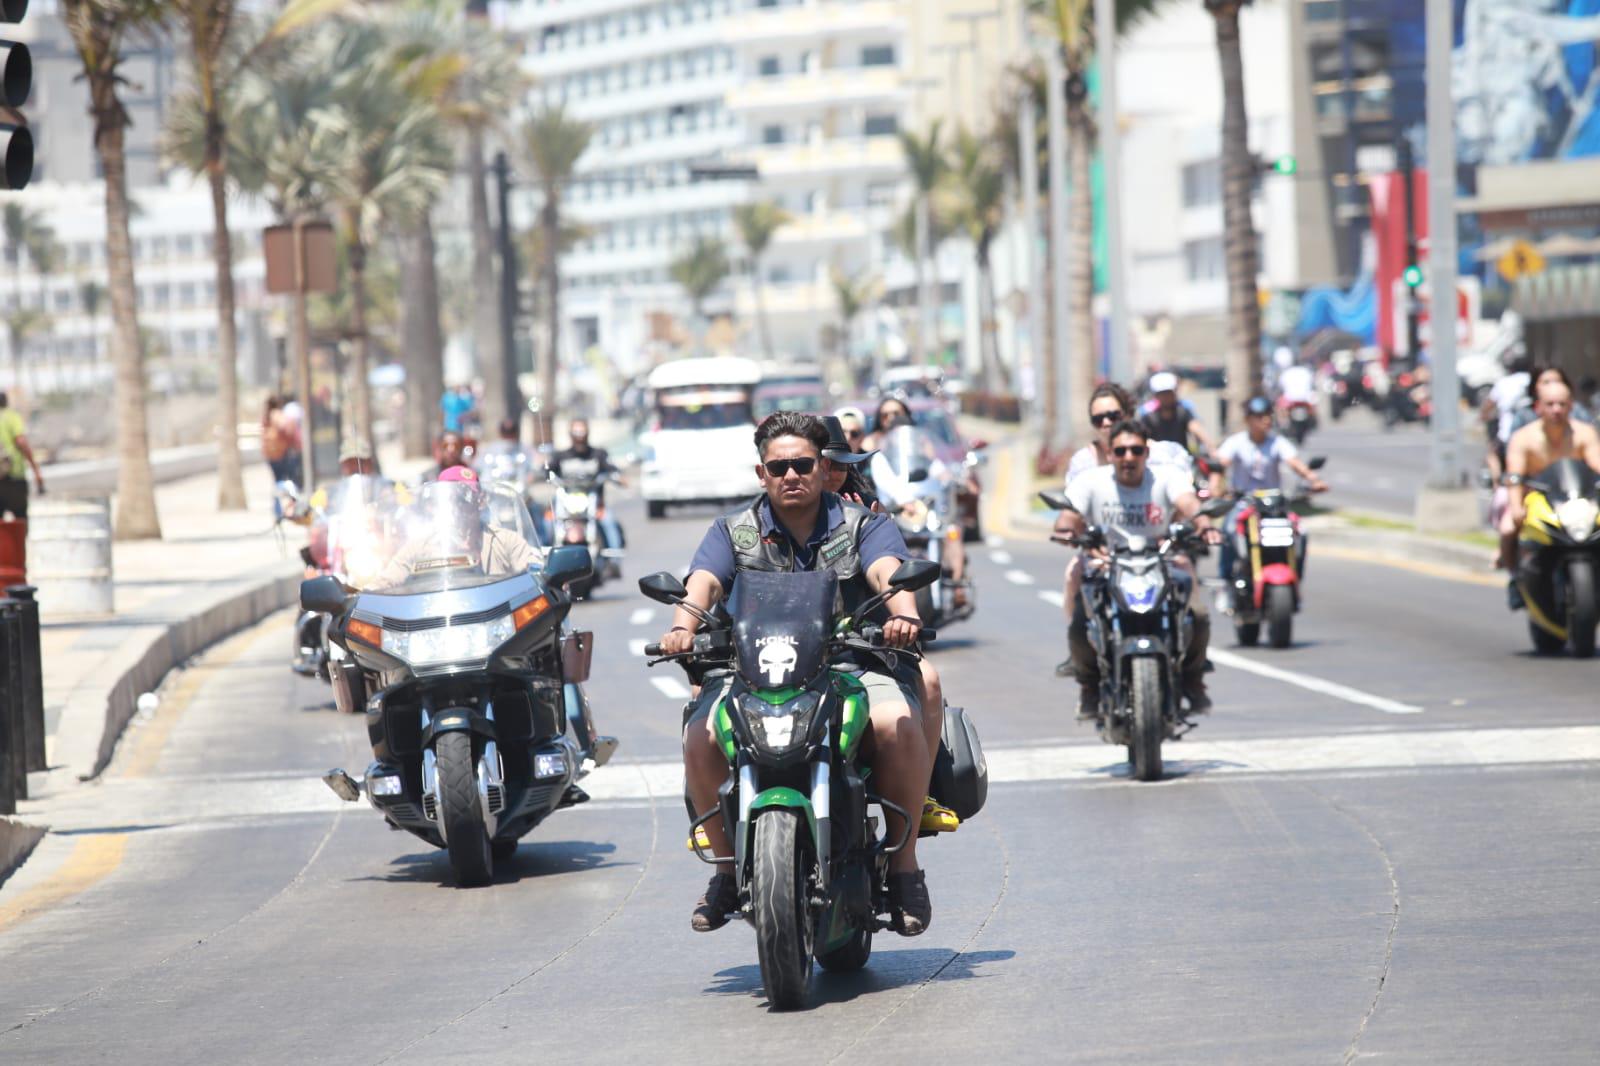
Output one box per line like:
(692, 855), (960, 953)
(1497, 240), (1545, 283)
(263, 221), (337, 295)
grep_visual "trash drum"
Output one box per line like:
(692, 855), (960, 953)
(0, 519), (23, 587)
(25, 498), (114, 615)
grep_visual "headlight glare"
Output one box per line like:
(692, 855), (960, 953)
(1117, 568), (1163, 613)
(1555, 498), (1599, 540)
(383, 615), (515, 666)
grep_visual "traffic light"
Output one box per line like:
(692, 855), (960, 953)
(0, 0), (33, 190)
(1403, 263), (1423, 288)
(1269, 155), (1297, 176)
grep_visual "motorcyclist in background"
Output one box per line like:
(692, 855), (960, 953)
(1140, 372), (1216, 454)
(375, 466), (543, 589)
(548, 418), (626, 557)
(1208, 396), (1328, 588)
(1499, 371), (1600, 596)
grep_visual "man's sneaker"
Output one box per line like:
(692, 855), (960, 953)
(1076, 684), (1100, 720)
(886, 869), (932, 936)
(1507, 580), (1526, 611)
(920, 796), (960, 835)
(1055, 658), (1074, 678)
(1184, 678), (1213, 715)
(691, 872), (739, 932)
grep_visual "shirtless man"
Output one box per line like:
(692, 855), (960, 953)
(1501, 372), (1600, 583)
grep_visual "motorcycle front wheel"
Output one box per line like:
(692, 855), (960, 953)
(1128, 658), (1164, 782)
(1566, 557), (1597, 658)
(436, 732), (494, 887)
(752, 809), (814, 1010)
(1235, 620), (1261, 646)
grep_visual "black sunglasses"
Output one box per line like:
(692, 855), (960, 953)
(1112, 445), (1147, 458)
(763, 457), (817, 478)
(1090, 411), (1124, 426)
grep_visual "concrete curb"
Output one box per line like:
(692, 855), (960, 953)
(0, 818), (46, 889)
(45, 442), (264, 498)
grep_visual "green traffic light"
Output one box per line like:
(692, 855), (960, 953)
(1403, 265), (1423, 287)
(1271, 155), (1298, 176)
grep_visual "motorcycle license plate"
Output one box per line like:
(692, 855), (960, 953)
(1258, 518), (1295, 548)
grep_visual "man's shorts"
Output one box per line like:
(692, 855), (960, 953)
(684, 663), (922, 733)
(0, 477), (26, 520)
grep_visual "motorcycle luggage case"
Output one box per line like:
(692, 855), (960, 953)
(931, 705), (987, 820)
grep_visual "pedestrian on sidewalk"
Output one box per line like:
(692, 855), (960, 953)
(262, 395), (302, 490)
(0, 391), (45, 519)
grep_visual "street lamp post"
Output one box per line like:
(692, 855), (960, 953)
(1046, 44), (1074, 453)
(1094, 0), (1131, 386)
(493, 151), (522, 426)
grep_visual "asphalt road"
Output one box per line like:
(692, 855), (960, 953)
(3, 490), (1597, 1064)
(1297, 405), (1468, 518)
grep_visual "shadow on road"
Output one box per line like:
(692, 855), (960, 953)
(705, 947), (1016, 1010)
(1085, 758), (1249, 781)
(348, 839), (624, 887)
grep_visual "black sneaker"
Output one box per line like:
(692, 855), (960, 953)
(1076, 684), (1100, 720)
(1054, 658), (1074, 678)
(886, 869), (932, 936)
(691, 872), (739, 932)
(1185, 679), (1213, 715)
(1507, 580), (1525, 611)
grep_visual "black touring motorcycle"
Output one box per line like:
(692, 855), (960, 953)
(302, 480), (617, 886)
(1043, 491), (1228, 781)
(639, 562), (986, 1010)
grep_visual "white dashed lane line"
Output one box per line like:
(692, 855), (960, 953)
(1208, 648), (1424, 715)
(628, 607), (656, 626)
(650, 676), (691, 701)
(989, 549), (1013, 566)
(1004, 569), (1035, 586)
(628, 639), (649, 657)
(1037, 590), (1065, 608)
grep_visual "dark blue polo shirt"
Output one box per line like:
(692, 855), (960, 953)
(688, 493), (908, 589)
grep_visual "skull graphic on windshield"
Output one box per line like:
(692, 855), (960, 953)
(756, 637), (799, 685)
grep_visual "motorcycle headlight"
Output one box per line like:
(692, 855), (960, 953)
(1116, 567), (1164, 613)
(1556, 498), (1600, 540)
(735, 688), (823, 754)
(382, 615), (516, 667)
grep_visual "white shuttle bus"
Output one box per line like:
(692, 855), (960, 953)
(641, 356), (762, 519)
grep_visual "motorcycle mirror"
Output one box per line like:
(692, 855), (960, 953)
(888, 558), (940, 592)
(1039, 490), (1072, 511)
(301, 575), (349, 616)
(908, 467), (931, 483)
(1307, 456), (1327, 470)
(543, 545), (594, 589)
(638, 571), (688, 605)
(1200, 496), (1233, 518)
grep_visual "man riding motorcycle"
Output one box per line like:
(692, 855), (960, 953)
(1140, 371), (1216, 454)
(548, 418), (625, 557)
(1057, 420), (1221, 717)
(375, 466), (544, 589)
(1209, 396), (1328, 586)
(1501, 372), (1600, 600)
(657, 412), (936, 937)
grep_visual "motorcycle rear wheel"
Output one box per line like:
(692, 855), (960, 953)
(1235, 621), (1261, 646)
(436, 732), (494, 887)
(1128, 658), (1164, 782)
(815, 925), (872, 973)
(1266, 585), (1295, 648)
(752, 809), (814, 1010)
(1566, 558), (1597, 658)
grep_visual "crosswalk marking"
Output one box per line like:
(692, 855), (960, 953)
(650, 676), (691, 701)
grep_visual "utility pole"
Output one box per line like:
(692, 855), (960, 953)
(1014, 1), (1048, 436)
(1094, 0), (1130, 385)
(1046, 45), (1073, 453)
(493, 151), (522, 425)
(1424, 0), (1460, 491)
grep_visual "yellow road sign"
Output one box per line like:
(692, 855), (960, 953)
(1498, 240), (1546, 282)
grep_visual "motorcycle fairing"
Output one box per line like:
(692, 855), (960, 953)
(728, 570), (836, 690)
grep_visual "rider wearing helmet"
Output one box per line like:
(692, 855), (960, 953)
(376, 466), (543, 588)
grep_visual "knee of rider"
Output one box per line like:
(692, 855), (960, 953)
(872, 703), (921, 746)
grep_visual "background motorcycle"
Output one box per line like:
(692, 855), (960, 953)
(1516, 459), (1600, 657)
(639, 561), (981, 1010)
(1042, 492), (1228, 782)
(1219, 456), (1325, 649)
(871, 425), (974, 630)
(304, 482), (616, 886)
(545, 473), (623, 599)
(289, 476), (394, 684)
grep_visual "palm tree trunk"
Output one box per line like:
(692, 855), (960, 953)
(978, 246), (1010, 394)
(207, 110), (247, 510)
(345, 215), (374, 451)
(1039, 211), (1058, 447)
(97, 96), (161, 539)
(1213, 0), (1261, 432)
(540, 200), (560, 419)
(466, 127), (504, 420)
(399, 215), (445, 458)
(751, 253), (774, 360)
(1066, 93), (1096, 445)
(916, 196), (933, 366)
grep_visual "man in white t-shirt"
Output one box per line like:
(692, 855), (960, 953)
(1055, 420), (1221, 717)
(1276, 363), (1316, 405)
(1210, 395), (1328, 581)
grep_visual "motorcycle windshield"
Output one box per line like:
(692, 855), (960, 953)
(1531, 459), (1599, 504)
(322, 476), (399, 590)
(371, 479), (543, 594)
(727, 570), (835, 690)
(870, 426), (946, 509)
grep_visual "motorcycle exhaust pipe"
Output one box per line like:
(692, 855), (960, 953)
(322, 768), (361, 803)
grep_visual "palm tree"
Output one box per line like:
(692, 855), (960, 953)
(1205, 0), (1261, 427)
(946, 125), (1011, 393)
(322, 28), (453, 449)
(3, 204), (48, 392)
(80, 279), (105, 386)
(669, 236), (731, 353)
(829, 265), (878, 385)
(26, 230), (61, 388)
(521, 105), (594, 417)
(898, 122), (947, 367)
(62, 0), (166, 539)
(4, 309), (47, 394)
(732, 200), (791, 360)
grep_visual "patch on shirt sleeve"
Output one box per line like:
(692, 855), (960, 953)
(731, 524), (760, 550)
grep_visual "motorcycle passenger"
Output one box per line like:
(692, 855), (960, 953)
(1209, 396), (1329, 586)
(1057, 420), (1221, 717)
(864, 395), (914, 451)
(549, 418), (625, 556)
(421, 430), (471, 483)
(1140, 372), (1216, 454)
(658, 412), (935, 937)
(1500, 372), (1600, 594)
(375, 466), (543, 589)
(821, 416), (959, 837)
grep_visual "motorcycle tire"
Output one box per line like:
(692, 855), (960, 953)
(1235, 621), (1260, 647)
(436, 731), (494, 887)
(815, 925), (872, 973)
(1266, 585), (1295, 649)
(1566, 557), (1597, 658)
(1529, 620), (1565, 655)
(752, 809), (814, 1010)
(491, 838), (519, 862)
(1128, 658), (1164, 782)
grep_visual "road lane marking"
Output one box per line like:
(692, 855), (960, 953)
(1209, 648), (1423, 714)
(989, 549), (1013, 565)
(628, 639), (649, 657)
(650, 676), (691, 701)
(1315, 543), (1502, 588)
(985, 535), (1006, 548)
(1004, 569), (1035, 586)
(1038, 590), (1066, 608)
(628, 608), (655, 626)
(0, 834), (128, 934)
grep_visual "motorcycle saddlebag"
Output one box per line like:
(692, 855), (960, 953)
(930, 705), (987, 821)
